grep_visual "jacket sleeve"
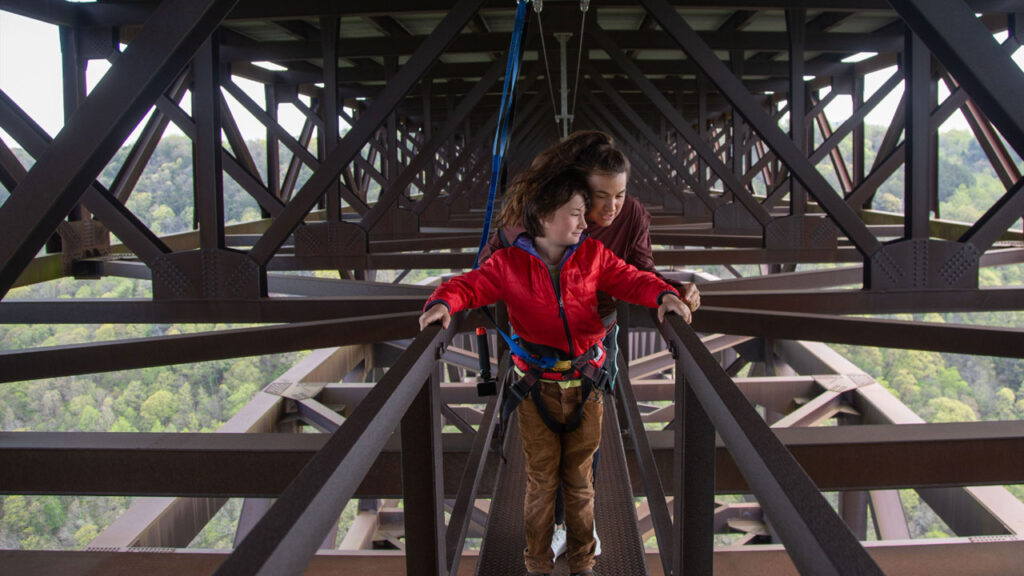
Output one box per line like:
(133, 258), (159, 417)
(595, 242), (679, 308)
(424, 253), (508, 313)
(625, 202), (685, 289)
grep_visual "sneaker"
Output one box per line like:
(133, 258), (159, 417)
(551, 523), (567, 558)
(593, 522), (601, 557)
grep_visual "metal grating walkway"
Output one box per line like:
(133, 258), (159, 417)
(476, 395), (650, 576)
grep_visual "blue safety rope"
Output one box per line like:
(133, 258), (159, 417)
(471, 0), (560, 370)
(474, 0), (528, 271)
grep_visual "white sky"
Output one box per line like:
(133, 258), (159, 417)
(3, 10), (1024, 149)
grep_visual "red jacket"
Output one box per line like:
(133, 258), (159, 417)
(479, 195), (680, 319)
(426, 234), (679, 358)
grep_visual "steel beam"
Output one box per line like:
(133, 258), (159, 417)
(192, 34), (226, 250)
(0, 0), (240, 298)
(7, 420), (1024, 497)
(691, 306), (1024, 358)
(361, 57), (503, 231)
(904, 29), (931, 240)
(655, 314), (883, 575)
(0, 312), (423, 382)
(213, 324), (448, 576)
(589, 24), (770, 224)
(0, 89), (171, 264)
(249, 0), (485, 267)
(699, 287), (1024, 315)
(401, 365), (446, 576)
(889, 0), (1024, 159)
(639, 0), (881, 257)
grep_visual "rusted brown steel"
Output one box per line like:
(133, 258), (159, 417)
(691, 306), (1024, 358)
(0, 312), (424, 382)
(0, 0), (242, 298)
(214, 322), (450, 576)
(656, 314), (883, 575)
(5, 419), (1024, 497)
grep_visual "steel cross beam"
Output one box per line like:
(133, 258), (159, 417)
(0, 312), (425, 383)
(213, 323), (449, 576)
(638, 0), (881, 257)
(360, 56), (504, 232)
(247, 0), (485, 267)
(0, 0), (240, 299)
(589, 24), (771, 225)
(0, 88), (172, 265)
(576, 83), (695, 208)
(149, 90), (286, 216)
(889, 0), (1024, 160)
(657, 314), (884, 576)
(691, 306), (1024, 358)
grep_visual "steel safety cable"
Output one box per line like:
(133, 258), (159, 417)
(534, 1), (561, 125)
(568, 0), (590, 131)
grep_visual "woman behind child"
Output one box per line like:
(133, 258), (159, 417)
(419, 166), (689, 576)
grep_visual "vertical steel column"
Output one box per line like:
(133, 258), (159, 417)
(401, 363), (447, 576)
(905, 30), (930, 240)
(192, 33), (225, 250)
(673, 338), (715, 575)
(0, 0), (241, 297)
(786, 9), (807, 218)
(59, 25), (87, 225)
(730, 50), (745, 203)
(264, 84), (280, 209)
(851, 70), (865, 193)
(889, 0), (1024, 158)
(385, 55), (399, 185)
(321, 16), (341, 221)
(698, 71), (708, 199)
(422, 77), (433, 192)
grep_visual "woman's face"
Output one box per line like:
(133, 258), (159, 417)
(586, 171), (628, 227)
(539, 192), (589, 247)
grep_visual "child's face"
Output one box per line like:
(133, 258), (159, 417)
(539, 192), (588, 247)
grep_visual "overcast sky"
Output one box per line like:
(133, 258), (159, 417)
(4, 9), (1022, 150)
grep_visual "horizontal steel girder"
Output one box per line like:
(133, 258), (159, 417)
(8, 539), (1024, 576)
(4, 421), (1024, 497)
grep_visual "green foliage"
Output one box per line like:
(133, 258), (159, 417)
(0, 274), (302, 549)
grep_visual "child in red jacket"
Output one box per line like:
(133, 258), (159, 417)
(419, 168), (688, 576)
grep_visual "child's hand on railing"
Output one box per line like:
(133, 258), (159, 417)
(657, 293), (692, 324)
(419, 303), (451, 330)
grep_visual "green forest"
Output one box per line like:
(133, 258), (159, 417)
(1, 124), (1023, 550)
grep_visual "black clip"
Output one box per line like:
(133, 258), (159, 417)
(476, 376), (497, 397)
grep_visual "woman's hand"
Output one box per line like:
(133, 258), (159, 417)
(418, 303), (451, 330)
(682, 282), (701, 312)
(657, 293), (692, 324)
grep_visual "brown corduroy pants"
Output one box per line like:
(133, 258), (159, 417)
(517, 382), (603, 574)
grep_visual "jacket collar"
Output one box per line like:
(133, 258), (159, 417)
(512, 232), (587, 267)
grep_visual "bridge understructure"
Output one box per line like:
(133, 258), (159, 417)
(2, 1), (1024, 575)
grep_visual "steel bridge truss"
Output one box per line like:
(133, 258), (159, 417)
(3, 0), (1024, 574)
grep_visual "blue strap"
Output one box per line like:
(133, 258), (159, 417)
(469, 1), (561, 369)
(473, 0), (529, 271)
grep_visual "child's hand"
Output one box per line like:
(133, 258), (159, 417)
(419, 303), (451, 330)
(657, 293), (692, 324)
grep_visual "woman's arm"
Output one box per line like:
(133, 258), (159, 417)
(624, 201), (701, 312)
(595, 243), (690, 323)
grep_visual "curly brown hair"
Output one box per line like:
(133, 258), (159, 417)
(499, 131), (628, 233)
